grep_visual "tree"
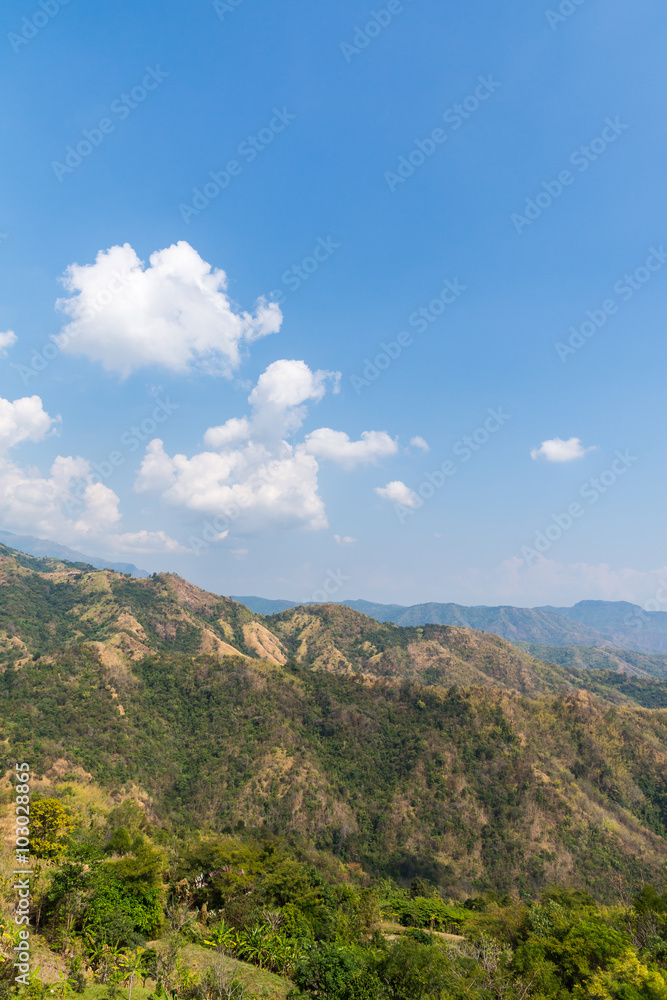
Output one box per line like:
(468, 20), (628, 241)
(31, 799), (73, 859)
(289, 944), (360, 1000)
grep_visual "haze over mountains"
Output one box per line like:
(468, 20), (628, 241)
(235, 595), (667, 655)
(0, 529), (149, 578)
(3, 527), (662, 653)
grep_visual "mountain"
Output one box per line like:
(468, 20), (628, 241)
(235, 596), (667, 653)
(0, 529), (150, 577)
(232, 595), (301, 615)
(537, 599), (667, 652)
(516, 642), (667, 681)
(4, 541), (667, 899)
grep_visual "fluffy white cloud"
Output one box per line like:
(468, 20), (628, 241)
(375, 480), (420, 508)
(136, 438), (326, 533)
(0, 452), (183, 554)
(531, 437), (596, 462)
(0, 397), (182, 556)
(56, 241), (282, 377)
(0, 395), (59, 452)
(410, 435), (430, 452)
(135, 360), (399, 537)
(249, 359), (339, 440)
(304, 428), (397, 468)
(0, 454), (117, 541)
(334, 534), (357, 545)
(203, 417), (251, 449)
(250, 359), (335, 410)
(133, 438), (179, 494)
(0, 330), (17, 357)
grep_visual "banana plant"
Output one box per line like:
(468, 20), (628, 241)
(236, 924), (269, 969)
(51, 972), (74, 1000)
(117, 947), (145, 1000)
(203, 919), (238, 955)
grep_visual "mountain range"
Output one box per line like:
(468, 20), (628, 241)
(0, 529), (149, 577)
(3, 540), (667, 898)
(234, 595), (667, 655)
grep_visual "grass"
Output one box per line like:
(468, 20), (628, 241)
(181, 942), (292, 998)
(29, 939), (291, 1000)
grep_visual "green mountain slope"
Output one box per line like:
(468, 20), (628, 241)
(0, 528), (149, 576)
(516, 642), (667, 681)
(236, 595), (667, 653)
(3, 544), (667, 899)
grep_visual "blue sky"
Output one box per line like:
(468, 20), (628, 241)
(0, 0), (665, 607)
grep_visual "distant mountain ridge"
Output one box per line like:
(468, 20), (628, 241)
(0, 529), (149, 577)
(6, 541), (667, 897)
(233, 595), (667, 654)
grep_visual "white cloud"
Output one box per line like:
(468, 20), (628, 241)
(133, 438), (178, 494)
(135, 360), (399, 537)
(530, 437), (596, 462)
(112, 530), (185, 554)
(56, 241), (282, 377)
(410, 435), (430, 452)
(0, 400), (182, 556)
(204, 417), (250, 449)
(334, 534), (357, 545)
(0, 395), (59, 452)
(0, 330), (17, 358)
(375, 480), (420, 508)
(0, 452), (183, 555)
(249, 358), (335, 410)
(249, 359), (339, 440)
(0, 454), (117, 542)
(304, 428), (397, 468)
(137, 438), (327, 533)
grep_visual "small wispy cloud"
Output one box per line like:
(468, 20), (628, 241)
(334, 534), (357, 545)
(0, 330), (17, 358)
(530, 437), (596, 463)
(375, 480), (420, 507)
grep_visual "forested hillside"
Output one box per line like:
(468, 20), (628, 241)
(3, 544), (667, 899)
(5, 544), (667, 998)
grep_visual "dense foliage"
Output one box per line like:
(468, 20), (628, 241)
(5, 545), (667, 997)
(4, 801), (667, 1000)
